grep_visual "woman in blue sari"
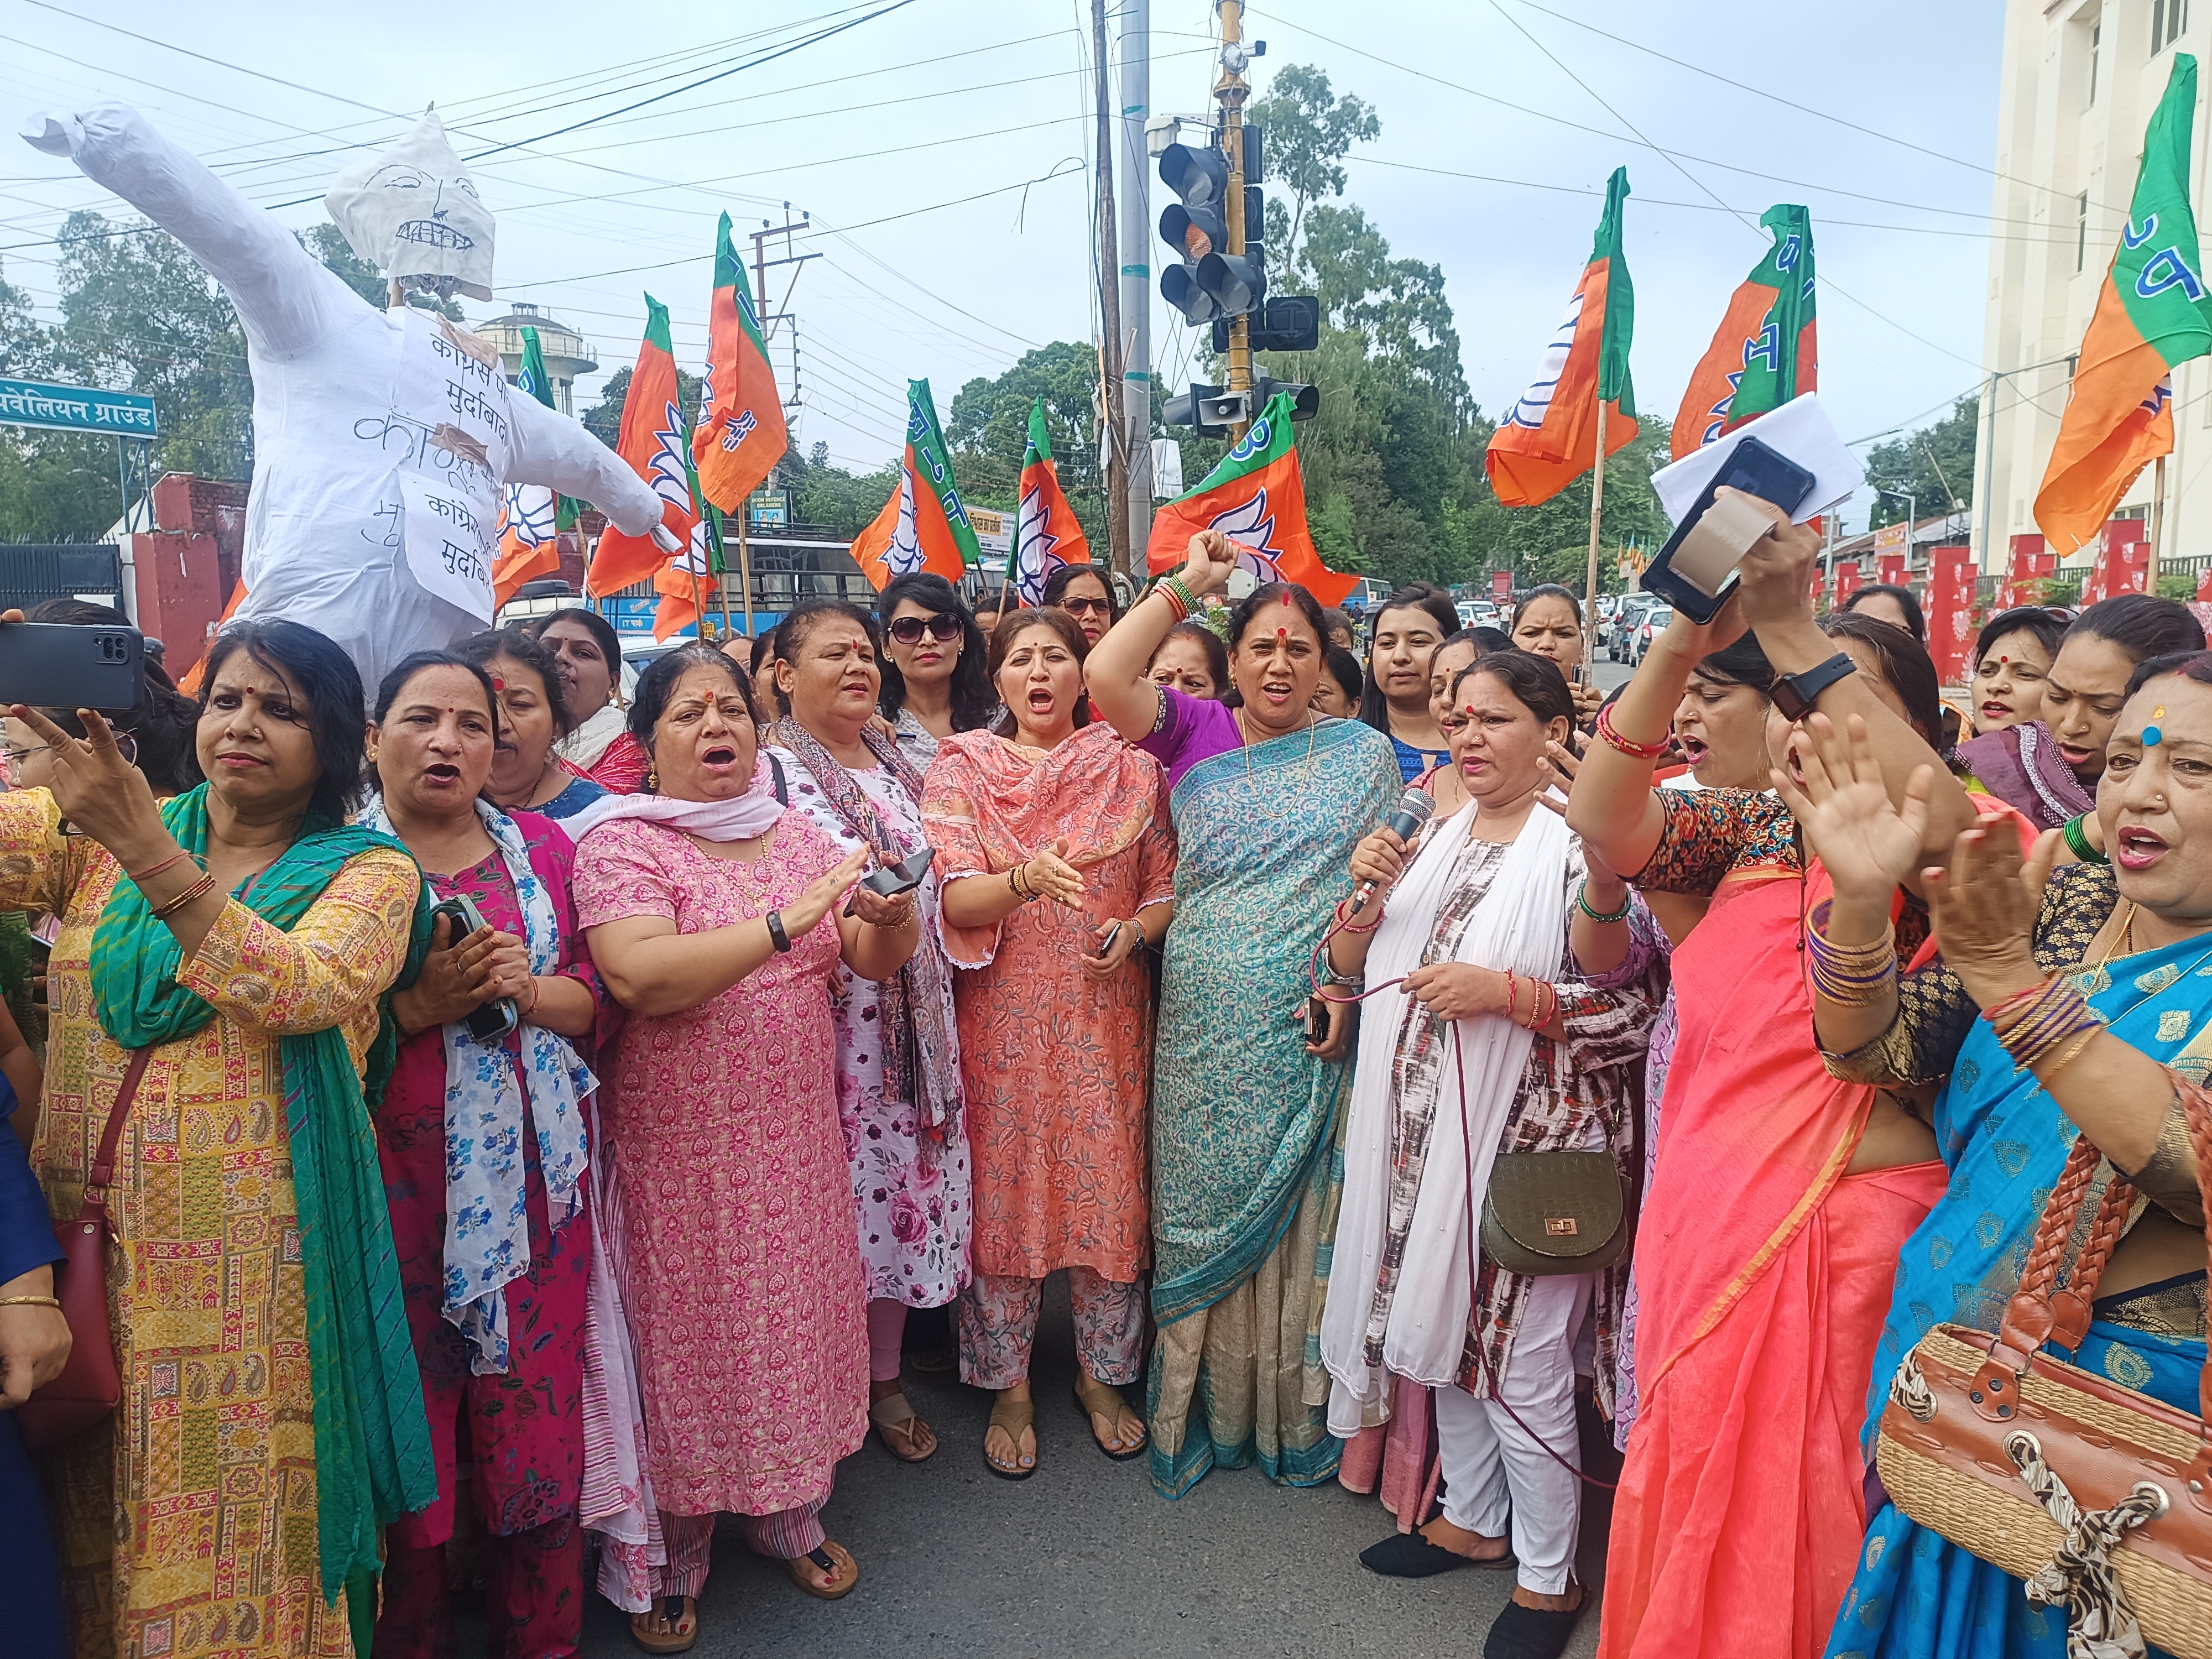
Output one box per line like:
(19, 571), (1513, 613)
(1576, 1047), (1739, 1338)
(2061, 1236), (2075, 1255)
(1775, 658), (2212, 1659)
(1087, 531), (1400, 1497)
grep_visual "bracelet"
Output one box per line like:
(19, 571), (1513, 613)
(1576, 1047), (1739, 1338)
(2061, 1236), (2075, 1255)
(1984, 975), (2103, 1074)
(1156, 578), (1192, 624)
(129, 848), (197, 885)
(1594, 704), (1670, 760)
(1804, 905), (1899, 1007)
(1575, 881), (1632, 925)
(765, 910), (792, 953)
(150, 871), (218, 921)
(1334, 898), (1381, 934)
(521, 975), (542, 1018)
(2062, 813), (2107, 865)
(1504, 970), (1520, 1027)
(0, 1295), (60, 1309)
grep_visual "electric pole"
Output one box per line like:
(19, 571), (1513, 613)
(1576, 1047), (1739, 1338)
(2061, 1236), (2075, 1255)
(1218, 0), (1254, 444)
(1117, 0), (1154, 556)
(1092, 0), (1130, 575)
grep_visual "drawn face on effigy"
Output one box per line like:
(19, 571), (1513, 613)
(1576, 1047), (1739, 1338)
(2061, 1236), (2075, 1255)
(325, 107), (495, 301)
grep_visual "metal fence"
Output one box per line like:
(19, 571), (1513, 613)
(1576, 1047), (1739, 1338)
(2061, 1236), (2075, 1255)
(0, 544), (123, 612)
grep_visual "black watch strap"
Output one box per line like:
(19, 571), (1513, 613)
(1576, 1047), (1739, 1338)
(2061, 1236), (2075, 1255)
(766, 909), (793, 952)
(1770, 651), (1859, 722)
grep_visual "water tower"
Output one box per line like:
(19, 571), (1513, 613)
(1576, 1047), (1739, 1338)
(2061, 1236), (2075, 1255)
(473, 301), (597, 415)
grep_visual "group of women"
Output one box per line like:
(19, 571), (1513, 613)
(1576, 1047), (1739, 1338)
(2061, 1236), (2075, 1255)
(8, 503), (2212, 1659)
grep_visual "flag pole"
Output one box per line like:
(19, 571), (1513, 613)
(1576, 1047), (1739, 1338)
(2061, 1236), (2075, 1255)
(2151, 455), (2169, 589)
(685, 556), (708, 641)
(737, 509), (755, 634)
(1584, 393), (1608, 648)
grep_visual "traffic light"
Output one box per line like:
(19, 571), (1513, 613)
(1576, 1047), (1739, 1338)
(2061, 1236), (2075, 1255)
(1214, 295), (1322, 354)
(1251, 373), (1319, 422)
(1159, 133), (1267, 326)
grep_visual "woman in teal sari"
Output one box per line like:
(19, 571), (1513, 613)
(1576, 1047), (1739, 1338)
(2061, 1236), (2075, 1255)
(1088, 531), (1400, 1497)
(1773, 660), (2212, 1659)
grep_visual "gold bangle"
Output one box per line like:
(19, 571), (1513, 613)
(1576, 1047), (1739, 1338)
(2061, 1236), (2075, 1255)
(0, 1295), (61, 1309)
(150, 870), (218, 920)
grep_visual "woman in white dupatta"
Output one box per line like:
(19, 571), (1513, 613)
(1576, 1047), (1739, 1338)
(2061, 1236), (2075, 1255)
(1319, 651), (1657, 1659)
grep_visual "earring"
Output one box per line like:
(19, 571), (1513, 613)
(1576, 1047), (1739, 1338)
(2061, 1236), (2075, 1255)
(645, 765), (658, 790)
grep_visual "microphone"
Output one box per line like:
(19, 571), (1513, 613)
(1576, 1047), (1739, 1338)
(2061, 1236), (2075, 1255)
(1353, 785), (1435, 907)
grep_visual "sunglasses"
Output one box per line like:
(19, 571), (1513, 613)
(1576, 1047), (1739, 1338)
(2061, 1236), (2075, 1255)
(888, 613), (962, 645)
(1059, 596), (1114, 616)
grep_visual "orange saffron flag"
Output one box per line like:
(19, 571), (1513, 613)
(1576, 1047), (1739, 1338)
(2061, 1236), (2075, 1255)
(691, 212), (787, 515)
(851, 379), (979, 589)
(2035, 55), (2212, 554)
(587, 295), (700, 598)
(1486, 168), (1637, 508)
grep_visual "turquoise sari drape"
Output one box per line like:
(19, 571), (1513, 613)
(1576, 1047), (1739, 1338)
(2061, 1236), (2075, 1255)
(1825, 929), (2212, 1659)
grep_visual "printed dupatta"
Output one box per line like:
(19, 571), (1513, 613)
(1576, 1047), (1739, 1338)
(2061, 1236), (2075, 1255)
(769, 715), (960, 1131)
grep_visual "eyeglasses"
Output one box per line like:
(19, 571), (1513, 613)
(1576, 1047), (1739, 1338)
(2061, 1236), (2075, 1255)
(887, 613), (962, 645)
(1058, 596), (1114, 617)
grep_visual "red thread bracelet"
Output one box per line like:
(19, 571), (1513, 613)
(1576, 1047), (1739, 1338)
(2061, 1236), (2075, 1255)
(129, 848), (197, 885)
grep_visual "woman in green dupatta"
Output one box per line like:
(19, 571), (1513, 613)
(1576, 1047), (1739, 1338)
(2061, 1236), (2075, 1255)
(9, 617), (432, 1659)
(1088, 532), (1401, 1498)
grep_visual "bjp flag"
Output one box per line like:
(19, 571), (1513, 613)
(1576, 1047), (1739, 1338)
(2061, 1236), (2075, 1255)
(692, 212), (787, 516)
(491, 326), (573, 608)
(851, 379), (979, 589)
(1673, 205), (1818, 452)
(587, 295), (700, 598)
(651, 533), (716, 641)
(1145, 390), (1357, 604)
(1486, 168), (1637, 507)
(1011, 398), (1086, 607)
(2035, 55), (2212, 554)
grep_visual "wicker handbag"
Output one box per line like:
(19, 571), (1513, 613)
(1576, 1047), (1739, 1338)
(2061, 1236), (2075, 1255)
(1872, 1079), (2212, 1659)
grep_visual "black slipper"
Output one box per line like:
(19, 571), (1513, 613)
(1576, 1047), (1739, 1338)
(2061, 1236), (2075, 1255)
(1359, 1530), (1515, 1578)
(1483, 1597), (1584, 1659)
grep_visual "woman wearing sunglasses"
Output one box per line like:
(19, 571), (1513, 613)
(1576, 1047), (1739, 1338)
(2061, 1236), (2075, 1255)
(1044, 563), (1122, 649)
(877, 573), (1001, 770)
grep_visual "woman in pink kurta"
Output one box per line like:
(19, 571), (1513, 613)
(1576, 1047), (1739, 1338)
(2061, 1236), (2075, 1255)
(571, 643), (922, 1652)
(925, 607), (1177, 1478)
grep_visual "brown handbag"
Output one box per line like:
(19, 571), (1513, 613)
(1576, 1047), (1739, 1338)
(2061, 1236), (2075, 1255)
(1873, 1077), (2212, 1659)
(18, 1049), (150, 1451)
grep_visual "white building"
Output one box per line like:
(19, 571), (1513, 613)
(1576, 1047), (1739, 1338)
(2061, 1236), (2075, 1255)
(1978, 0), (2201, 573)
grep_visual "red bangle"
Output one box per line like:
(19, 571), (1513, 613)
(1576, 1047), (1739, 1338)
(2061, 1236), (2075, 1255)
(1335, 899), (1381, 934)
(1595, 705), (1670, 761)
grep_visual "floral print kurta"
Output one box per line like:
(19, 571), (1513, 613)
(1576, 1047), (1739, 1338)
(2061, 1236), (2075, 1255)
(571, 812), (867, 1517)
(767, 747), (972, 1308)
(1, 789), (419, 1659)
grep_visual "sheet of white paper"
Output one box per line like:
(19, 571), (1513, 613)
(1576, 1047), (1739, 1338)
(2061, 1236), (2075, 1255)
(400, 472), (496, 620)
(1651, 392), (1865, 526)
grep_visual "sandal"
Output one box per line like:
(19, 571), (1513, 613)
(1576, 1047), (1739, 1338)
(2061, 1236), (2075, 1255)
(868, 1391), (937, 1463)
(1072, 1376), (1147, 1462)
(785, 1540), (859, 1601)
(629, 1595), (697, 1654)
(983, 1395), (1037, 1480)
(1483, 1589), (1585, 1659)
(1359, 1529), (1516, 1578)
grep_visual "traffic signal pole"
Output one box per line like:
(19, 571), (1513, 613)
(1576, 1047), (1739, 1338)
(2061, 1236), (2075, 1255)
(1218, 0), (1253, 445)
(1092, 0), (1131, 577)
(1117, 0), (1153, 556)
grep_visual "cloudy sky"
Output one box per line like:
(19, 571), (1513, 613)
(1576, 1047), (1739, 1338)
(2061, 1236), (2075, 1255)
(0, 0), (2008, 526)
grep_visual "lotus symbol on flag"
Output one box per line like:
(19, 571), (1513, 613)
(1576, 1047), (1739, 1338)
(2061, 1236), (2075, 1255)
(1014, 483), (1056, 604)
(885, 476), (926, 577)
(1208, 490), (1285, 582)
(502, 482), (555, 549)
(646, 401), (694, 513)
(1505, 290), (1585, 431)
(721, 409), (758, 452)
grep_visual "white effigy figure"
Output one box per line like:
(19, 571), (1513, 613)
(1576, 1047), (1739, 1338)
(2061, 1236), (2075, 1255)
(20, 103), (674, 695)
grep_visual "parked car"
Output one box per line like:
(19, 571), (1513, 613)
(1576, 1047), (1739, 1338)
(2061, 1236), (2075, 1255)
(1606, 595), (1656, 661)
(1625, 604), (1673, 667)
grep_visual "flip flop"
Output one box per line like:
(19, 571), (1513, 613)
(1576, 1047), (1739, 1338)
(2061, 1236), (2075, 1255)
(1359, 1530), (1516, 1578)
(1072, 1376), (1147, 1462)
(628, 1595), (697, 1654)
(785, 1541), (859, 1601)
(983, 1395), (1037, 1480)
(868, 1391), (936, 1463)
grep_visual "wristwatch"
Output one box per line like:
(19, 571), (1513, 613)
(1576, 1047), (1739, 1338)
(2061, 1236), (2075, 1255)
(765, 909), (793, 952)
(1770, 652), (1859, 722)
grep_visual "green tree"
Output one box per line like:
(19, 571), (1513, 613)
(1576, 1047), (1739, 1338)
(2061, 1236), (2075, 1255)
(1478, 417), (1676, 595)
(297, 223), (465, 319)
(1864, 396), (1978, 528)
(1248, 64), (1379, 286)
(945, 342), (1104, 542)
(580, 363), (703, 451)
(0, 256), (122, 541)
(791, 448), (899, 538)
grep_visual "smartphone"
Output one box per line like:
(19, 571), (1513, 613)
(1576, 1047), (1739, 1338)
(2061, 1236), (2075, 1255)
(0, 620), (143, 712)
(428, 894), (520, 1043)
(1087, 919), (1124, 961)
(1640, 436), (1818, 624)
(860, 847), (935, 899)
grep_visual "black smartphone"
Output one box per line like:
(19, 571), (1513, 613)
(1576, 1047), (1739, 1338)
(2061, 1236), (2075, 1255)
(861, 847), (935, 899)
(1087, 919), (1124, 961)
(1640, 436), (1818, 624)
(0, 620), (143, 713)
(428, 894), (519, 1043)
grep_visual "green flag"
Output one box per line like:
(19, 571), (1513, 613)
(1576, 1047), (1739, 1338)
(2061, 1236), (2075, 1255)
(1594, 166), (1635, 411)
(517, 325), (578, 531)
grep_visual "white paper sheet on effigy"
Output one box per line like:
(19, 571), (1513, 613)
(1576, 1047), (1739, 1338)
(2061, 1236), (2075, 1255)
(1650, 392), (1866, 526)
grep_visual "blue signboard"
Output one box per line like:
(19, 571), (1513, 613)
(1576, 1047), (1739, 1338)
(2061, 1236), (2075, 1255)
(0, 378), (158, 437)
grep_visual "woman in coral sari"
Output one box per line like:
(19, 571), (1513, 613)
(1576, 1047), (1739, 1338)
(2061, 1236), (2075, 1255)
(1566, 495), (1978, 1658)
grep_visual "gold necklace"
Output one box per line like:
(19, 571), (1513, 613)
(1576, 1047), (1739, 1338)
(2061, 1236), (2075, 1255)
(1235, 706), (1319, 789)
(2097, 901), (2138, 969)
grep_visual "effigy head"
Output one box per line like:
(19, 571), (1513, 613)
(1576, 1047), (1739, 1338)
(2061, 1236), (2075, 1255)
(324, 106), (494, 302)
